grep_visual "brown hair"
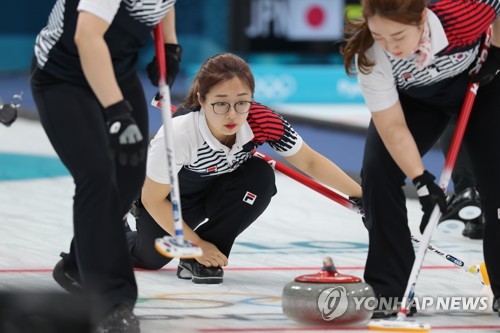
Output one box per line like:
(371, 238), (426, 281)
(183, 53), (255, 110)
(341, 0), (427, 76)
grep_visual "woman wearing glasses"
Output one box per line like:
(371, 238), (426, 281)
(127, 53), (362, 284)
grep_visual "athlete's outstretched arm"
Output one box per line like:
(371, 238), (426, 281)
(284, 142), (362, 198)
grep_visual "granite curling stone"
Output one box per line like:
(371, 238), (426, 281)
(282, 257), (374, 325)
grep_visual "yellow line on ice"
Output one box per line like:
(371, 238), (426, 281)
(368, 320), (431, 332)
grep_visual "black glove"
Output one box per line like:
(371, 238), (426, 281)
(130, 197), (143, 218)
(472, 44), (500, 86)
(147, 43), (182, 87)
(412, 170), (447, 234)
(105, 100), (146, 167)
(0, 103), (17, 127)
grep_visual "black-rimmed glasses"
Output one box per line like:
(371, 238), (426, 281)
(209, 101), (252, 115)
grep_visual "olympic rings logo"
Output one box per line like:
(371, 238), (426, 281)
(254, 74), (297, 101)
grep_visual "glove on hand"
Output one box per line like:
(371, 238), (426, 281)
(472, 44), (500, 86)
(412, 170), (447, 234)
(147, 43), (182, 87)
(106, 100), (145, 167)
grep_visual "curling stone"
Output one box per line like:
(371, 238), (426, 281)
(282, 257), (374, 325)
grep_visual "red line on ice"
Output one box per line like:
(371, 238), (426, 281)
(0, 265), (460, 274)
(199, 325), (500, 332)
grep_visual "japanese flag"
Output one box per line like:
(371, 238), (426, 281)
(286, 0), (344, 41)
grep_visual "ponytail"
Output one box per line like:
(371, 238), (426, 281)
(341, 17), (375, 77)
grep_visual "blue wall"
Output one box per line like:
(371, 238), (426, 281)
(184, 63), (363, 104)
(0, 1), (53, 33)
(0, 1), (53, 71)
(0, 0), (361, 108)
(0, 0), (230, 72)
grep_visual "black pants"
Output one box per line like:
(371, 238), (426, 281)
(30, 66), (148, 316)
(129, 157), (277, 270)
(440, 117), (477, 193)
(362, 77), (500, 299)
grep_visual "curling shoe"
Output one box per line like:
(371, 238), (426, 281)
(53, 252), (84, 294)
(177, 259), (223, 284)
(462, 214), (485, 239)
(440, 186), (481, 222)
(95, 304), (140, 333)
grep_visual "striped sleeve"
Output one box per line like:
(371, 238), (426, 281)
(77, 0), (122, 24)
(431, 0), (500, 52)
(34, 0), (66, 68)
(247, 102), (303, 157)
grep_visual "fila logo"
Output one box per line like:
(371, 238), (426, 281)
(402, 72), (415, 83)
(243, 191), (257, 205)
(206, 165), (218, 173)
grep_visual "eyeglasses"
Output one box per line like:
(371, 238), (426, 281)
(209, 101), (252, 115)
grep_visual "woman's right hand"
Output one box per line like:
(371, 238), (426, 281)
(195, 240), (228, 268)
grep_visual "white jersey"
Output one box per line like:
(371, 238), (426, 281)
(34, 0), (175, 84)
(359, 0), (500, 111)
(146, 103), (303, 197)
